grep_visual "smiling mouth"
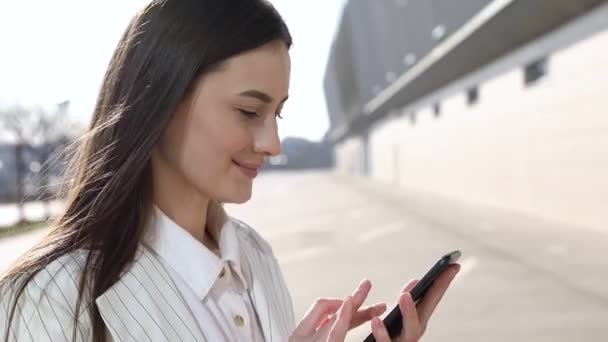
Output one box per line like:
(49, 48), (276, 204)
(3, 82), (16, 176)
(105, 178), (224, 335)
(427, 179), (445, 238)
(232, 160), (260, 178)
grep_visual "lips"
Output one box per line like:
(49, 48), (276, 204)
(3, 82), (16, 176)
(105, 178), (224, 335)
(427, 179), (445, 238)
(233, 160), (262, 178)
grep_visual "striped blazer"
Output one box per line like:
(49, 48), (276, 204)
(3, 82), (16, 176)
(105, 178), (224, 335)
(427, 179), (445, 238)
(0, 219), (296, 341)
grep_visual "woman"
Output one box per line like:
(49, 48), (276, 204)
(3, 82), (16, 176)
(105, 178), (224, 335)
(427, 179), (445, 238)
(0, 1), (459, 341)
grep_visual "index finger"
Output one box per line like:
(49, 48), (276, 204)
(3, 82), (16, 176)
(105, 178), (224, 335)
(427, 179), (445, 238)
(328, 296), (354, 342)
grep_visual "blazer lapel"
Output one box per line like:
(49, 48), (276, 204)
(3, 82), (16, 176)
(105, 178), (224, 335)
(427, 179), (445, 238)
(96, 246), (206, 341)
(248, 273), (274, 341)
(240, 237), (290, 342)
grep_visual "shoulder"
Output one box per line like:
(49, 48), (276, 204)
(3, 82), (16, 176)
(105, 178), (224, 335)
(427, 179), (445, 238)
(230, 216), (275, 255)
(26, 249), (89, 308)
(1, 250), (92, 341)
(1, 249), (89, 305)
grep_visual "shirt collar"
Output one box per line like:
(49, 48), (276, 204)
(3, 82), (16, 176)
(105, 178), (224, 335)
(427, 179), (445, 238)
(143, 205), (248, 300)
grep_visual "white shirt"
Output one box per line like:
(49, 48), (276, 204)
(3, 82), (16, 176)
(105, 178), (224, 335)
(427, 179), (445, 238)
(144, 206), (266, 342)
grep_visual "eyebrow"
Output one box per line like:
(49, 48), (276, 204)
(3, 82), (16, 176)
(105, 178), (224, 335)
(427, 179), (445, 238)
(237, 89), (289, 104)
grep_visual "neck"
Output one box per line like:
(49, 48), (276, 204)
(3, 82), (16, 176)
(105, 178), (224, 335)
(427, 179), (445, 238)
(151, 150), (215, 248)
(153, 188), (210, 244)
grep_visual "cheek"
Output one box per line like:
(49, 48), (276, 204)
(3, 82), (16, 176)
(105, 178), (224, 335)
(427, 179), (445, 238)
(187, 109), (253, 167)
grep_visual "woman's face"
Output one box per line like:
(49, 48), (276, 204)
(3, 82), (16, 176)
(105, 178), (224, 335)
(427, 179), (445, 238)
(154, 40), (291, 204)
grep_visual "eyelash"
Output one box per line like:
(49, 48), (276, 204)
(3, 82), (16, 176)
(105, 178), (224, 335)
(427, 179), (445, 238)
(239, 109), (283, 119)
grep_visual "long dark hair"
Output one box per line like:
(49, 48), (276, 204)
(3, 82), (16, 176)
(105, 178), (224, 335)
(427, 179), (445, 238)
(1, 1), (291, 341)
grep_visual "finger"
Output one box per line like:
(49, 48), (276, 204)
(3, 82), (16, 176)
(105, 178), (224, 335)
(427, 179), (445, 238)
(350, 303), (387, 329)
(400, 279), (420, 294)
(316, 313), (335, 331)
(370, 317), (392, 342)
(319, 279), (373, 332)
(351, 279), (372, 310)
(328, 296), (354, 342)
(293, 298), (344, 336)
(417, 264), (460, 325)
(400, 292), (422, 341)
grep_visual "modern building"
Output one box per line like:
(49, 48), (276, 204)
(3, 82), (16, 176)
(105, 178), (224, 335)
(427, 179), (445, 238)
(324, 0), (608, 232)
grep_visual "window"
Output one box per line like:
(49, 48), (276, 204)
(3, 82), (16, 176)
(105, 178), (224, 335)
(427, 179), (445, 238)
(409, 112), (417, 125)
(433, 103), (441, 117)
(524, 57), (548, 86)
(467, 86), (479, 106)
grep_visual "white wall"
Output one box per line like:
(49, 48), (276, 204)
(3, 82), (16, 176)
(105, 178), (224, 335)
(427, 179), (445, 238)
(336, 25), (608, 232)
(334, 135), (365, 176)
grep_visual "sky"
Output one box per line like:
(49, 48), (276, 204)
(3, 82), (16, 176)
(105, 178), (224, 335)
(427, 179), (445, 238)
(0, 0), (346, 142)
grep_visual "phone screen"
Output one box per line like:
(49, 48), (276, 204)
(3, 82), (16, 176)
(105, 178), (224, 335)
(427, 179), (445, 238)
(363, 250), (461, 342)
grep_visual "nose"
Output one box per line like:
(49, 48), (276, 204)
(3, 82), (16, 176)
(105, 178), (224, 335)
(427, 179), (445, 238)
(253, 118), (281, 157)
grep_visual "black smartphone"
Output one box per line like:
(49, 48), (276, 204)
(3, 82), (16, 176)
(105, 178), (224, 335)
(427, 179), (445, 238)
(363, 250), (462, 342)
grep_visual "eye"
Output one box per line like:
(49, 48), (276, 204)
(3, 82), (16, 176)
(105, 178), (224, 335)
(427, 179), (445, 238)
(239, 109), (259, 118)
(239, 109), (284, 120)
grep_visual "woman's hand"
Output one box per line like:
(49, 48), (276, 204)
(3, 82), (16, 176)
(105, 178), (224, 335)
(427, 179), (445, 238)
(290, 279), (387, 342)
(369, 264), (460, 342)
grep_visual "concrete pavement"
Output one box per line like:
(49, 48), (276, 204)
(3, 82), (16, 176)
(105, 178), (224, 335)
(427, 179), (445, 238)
(0, 227), (47, 273)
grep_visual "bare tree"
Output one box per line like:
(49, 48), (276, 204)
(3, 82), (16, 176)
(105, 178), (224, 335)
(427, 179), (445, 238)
(1, 105), (35, 224)
(0, 101), (79, 224)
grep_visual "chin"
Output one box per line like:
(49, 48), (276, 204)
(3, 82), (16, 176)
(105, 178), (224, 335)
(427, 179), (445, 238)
(220, 188), (252, 204)
(229, 194), (251, 204)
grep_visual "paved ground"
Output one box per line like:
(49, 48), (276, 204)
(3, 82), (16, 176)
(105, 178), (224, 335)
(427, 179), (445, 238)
(229, 171), (608, 341)
(0, 228), (47, 272)
(2, 171), (608, 341)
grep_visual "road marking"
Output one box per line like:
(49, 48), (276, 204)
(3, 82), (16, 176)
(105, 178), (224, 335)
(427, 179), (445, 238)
(478, 222), (495, 231)
(349, 210), (365, 220)
(277, 246), (330, 265)
(545, 244), (567, 255)
(357, 222), (404, 243)
(264, 224), (333, 241)
(349, 206), (376, 220)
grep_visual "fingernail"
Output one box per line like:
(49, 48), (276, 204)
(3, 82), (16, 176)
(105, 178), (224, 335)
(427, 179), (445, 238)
(339, 297), (350, 314)
(372, 304), (385, 315)
(453, 265), (461, 275)
(354, 280), (366, 294)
